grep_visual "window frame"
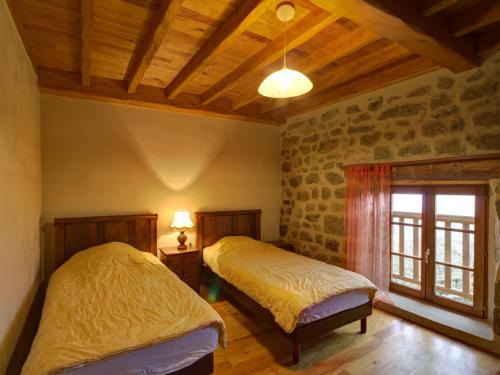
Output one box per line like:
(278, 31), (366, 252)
(390, 185), (427, 300)
(389, 184), (488, 318)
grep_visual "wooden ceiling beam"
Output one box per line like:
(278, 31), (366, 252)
(201, 10), (337, 106)
(164, 0), (273, 99)
(419, 0), (458, 17)
(126, 0), (184, 94)
(232, 26), (380, 110)
(267, 55), (438, 119)
(311, 0), (478, 73)
(37, 68), (283, 125)
(80, 0), (93, 86)
(476, 23), (500, 59)
(260, 42), (411, 113)
(452, 1), (500, 36)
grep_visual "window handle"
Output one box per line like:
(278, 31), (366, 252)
(425, 248), (431, 264)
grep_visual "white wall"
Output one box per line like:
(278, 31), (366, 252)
(41, 94), (281, 276)
(0, 0), (41, 372)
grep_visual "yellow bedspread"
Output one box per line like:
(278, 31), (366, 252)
(22, 242), (226, 375)
(204, 236), (376, 333)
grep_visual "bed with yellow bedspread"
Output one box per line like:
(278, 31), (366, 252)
(203, 236), (376, 333)
(22, 242), (225, 375)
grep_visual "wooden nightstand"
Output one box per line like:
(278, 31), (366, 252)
(159, 247), (201, 293)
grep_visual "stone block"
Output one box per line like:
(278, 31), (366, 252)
(378, 104), (426, 120)
(360, 132), (381, 146)
(324, 215), (344, 236)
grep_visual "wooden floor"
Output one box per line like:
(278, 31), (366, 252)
(207, 294), (500, 375)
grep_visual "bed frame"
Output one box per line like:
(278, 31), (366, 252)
(196, 209), (372, 364)
(53, 213), (214, 375)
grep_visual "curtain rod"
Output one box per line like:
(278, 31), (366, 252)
(346, 153), (500, 169)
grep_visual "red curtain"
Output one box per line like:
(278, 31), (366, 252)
(345, 164), (391, 303)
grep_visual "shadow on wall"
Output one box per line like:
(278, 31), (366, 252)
(41, 110), (232, 277)
(122, 112), (234, 192)
(40, 96), (281, 279)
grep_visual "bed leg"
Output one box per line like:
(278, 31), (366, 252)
(360, 317), (367, 333)
(292, 343), (300, 364)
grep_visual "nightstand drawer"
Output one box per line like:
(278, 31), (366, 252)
(183, 252), (200, 264)
(164, 252), (199, 266)
(166, 253), (185, 266)
(167, 264), (184, 276)
(167, 264), (199, 279)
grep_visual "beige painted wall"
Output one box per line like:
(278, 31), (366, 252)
(0, 0), (41, 372)
(41, 94), (281, 277)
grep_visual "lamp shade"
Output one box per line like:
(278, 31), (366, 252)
(170, 209), (194, 229)
(258, 67), (313, 98)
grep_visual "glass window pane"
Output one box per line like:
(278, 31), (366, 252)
(435, 229), (475, 268)
(392, 193), (422, 214)
(435, 195), (475, 217)
(450, 231), (474, 268)
(392, 193), (422, 259)
(391, 254), (421, 290)
(391, 224), (400, 253)
(404, 226), (413, 255)
(435, 264), (473, 306)
(435, 229), (445, 263)
(404, 257), (414, 279)
(391, 254), (400, 276)
(392, 224), (421, 256)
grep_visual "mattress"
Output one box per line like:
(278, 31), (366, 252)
(297, 290), (370, 325)
(60, 326), (219, 375)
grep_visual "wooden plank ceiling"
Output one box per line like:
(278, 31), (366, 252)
(7, 0), (500, 124)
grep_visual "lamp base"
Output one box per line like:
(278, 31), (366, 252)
(177, 231), (188, 251)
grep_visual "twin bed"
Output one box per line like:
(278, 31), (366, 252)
(196, 210), (376, 364)
(22, 214), (223, 375)
(22, 210), (376, 374)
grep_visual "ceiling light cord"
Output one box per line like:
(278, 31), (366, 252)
(283, 25), (287, 68)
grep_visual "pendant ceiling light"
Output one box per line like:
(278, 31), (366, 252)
(258, 2), (313, 99)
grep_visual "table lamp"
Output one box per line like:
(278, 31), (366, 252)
(170, 209), (194, 250)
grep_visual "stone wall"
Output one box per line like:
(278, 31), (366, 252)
(280, 52), (500, 265)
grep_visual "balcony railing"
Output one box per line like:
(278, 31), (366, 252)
(391, 211), (475, 305)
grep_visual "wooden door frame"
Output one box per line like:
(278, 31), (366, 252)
(389, 184), (488, 318)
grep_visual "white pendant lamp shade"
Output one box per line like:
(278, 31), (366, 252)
(258, 67), (313, 98)
(258, 2), (312, 99)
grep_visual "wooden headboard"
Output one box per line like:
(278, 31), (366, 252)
(54, 214), (158, 267)
(195, 210), (261, 249)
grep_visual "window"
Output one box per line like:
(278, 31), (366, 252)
(390, 185), (487, 317)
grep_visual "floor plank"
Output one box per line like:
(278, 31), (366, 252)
(207, 293), (500, 375)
